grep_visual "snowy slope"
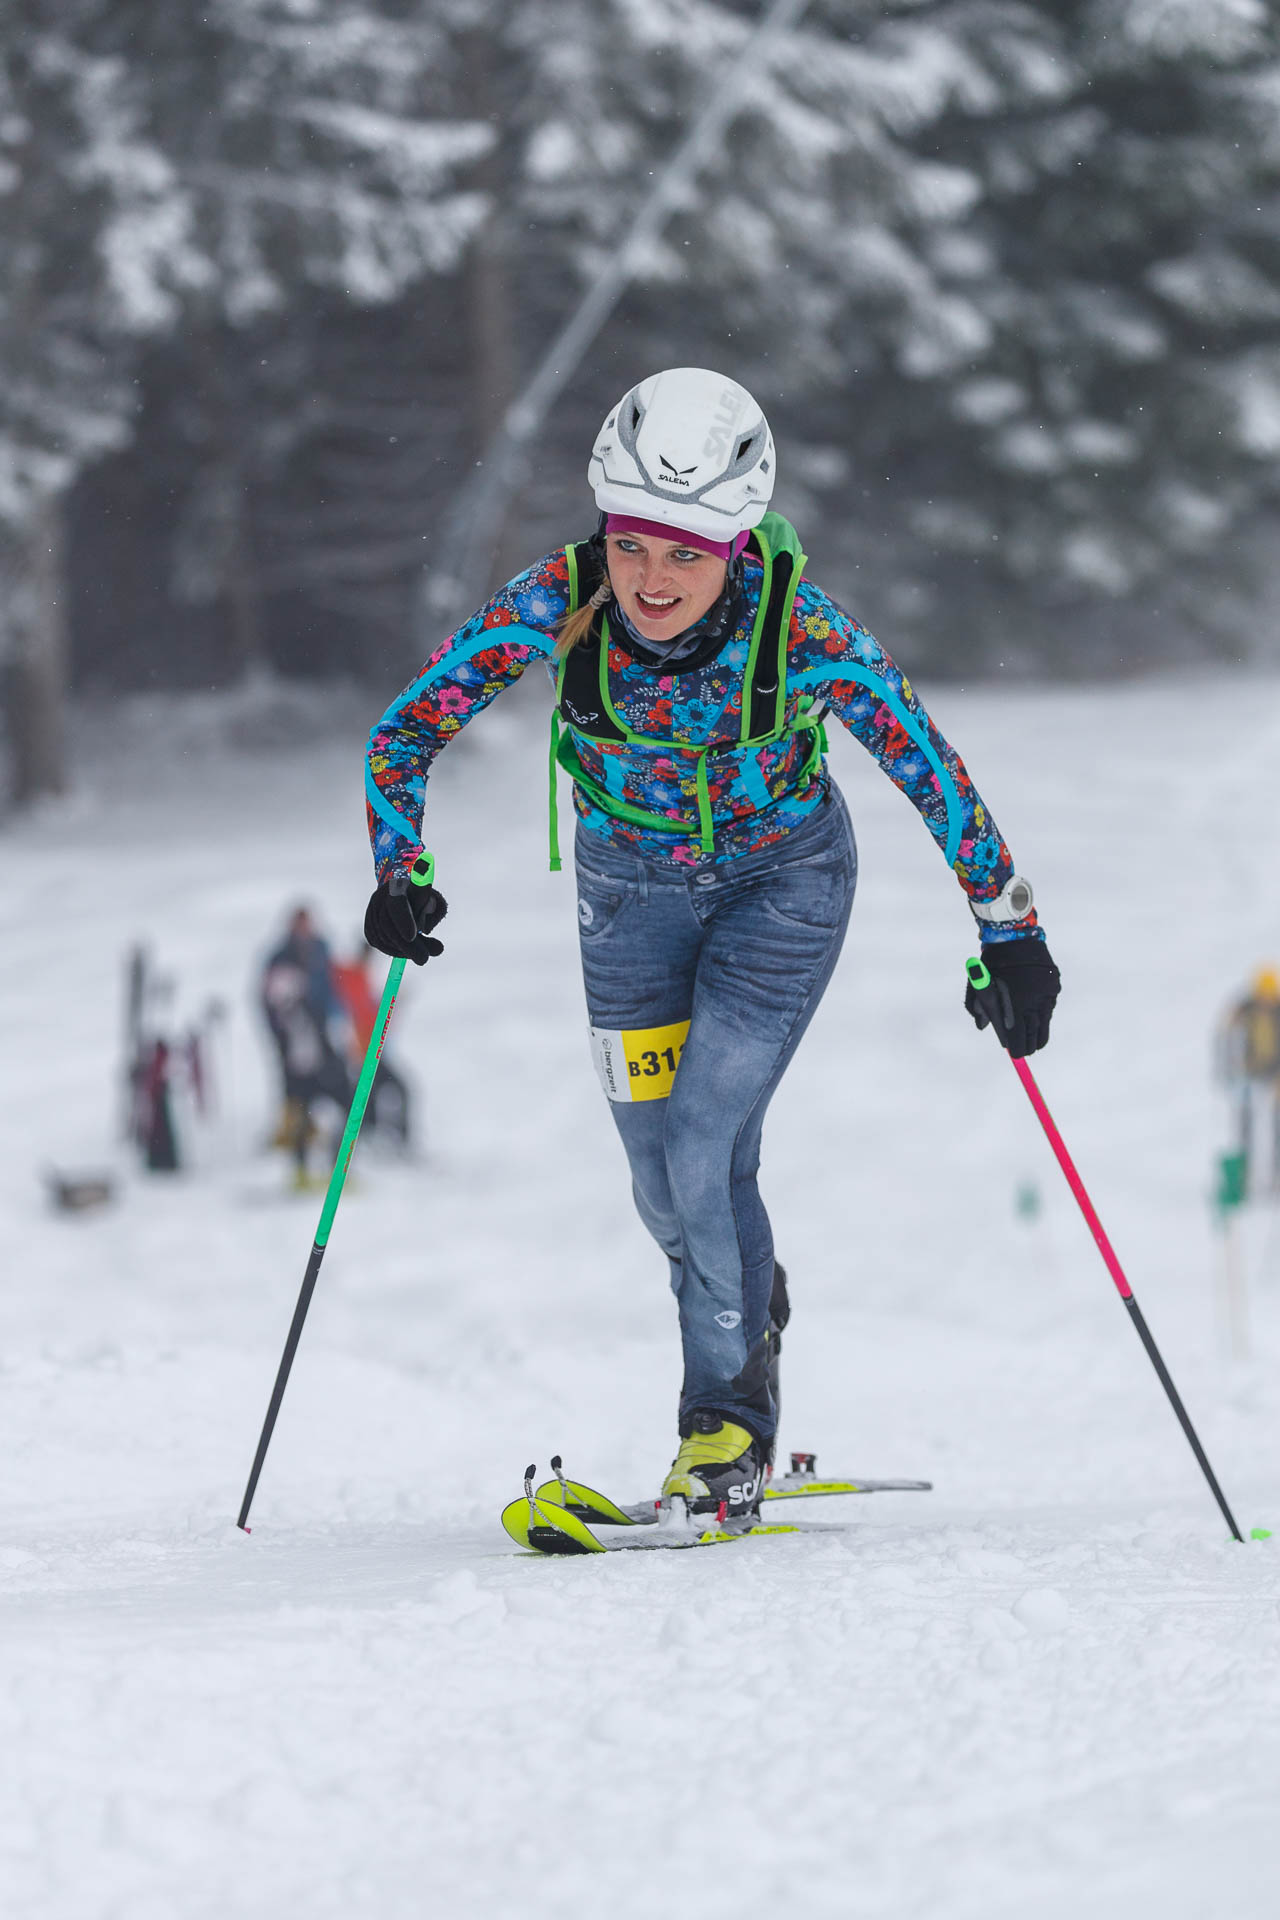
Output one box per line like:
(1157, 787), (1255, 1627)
(1, 669), (1278, 1920)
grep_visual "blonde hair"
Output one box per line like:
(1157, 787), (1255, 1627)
(554, 575), (612, 658)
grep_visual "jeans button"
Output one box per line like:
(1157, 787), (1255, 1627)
(695, 871), (715, 886)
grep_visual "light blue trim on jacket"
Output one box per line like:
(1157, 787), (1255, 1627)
(788, 664), (963, 866)
(365, 761), (421, 845)
(377, 622), (557, 729)
(367, 621), (557, 844)
(598, 750), (628, 800)
(737, 748), (774, 815)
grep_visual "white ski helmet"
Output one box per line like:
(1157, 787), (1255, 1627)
(588, 368), (775, 542)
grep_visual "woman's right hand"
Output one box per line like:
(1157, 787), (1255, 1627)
(364, 872), (449, 964)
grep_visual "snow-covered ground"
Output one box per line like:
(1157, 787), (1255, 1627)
(2, 668), (1279, 1920)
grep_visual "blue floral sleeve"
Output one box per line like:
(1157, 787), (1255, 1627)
(788, 578), (1041, 940)
(365, 552), (569, 881)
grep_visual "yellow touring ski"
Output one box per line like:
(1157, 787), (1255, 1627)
(501, 1454), (930, 1556)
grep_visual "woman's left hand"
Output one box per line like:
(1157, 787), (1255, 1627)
(965, 938), (1060, 1058)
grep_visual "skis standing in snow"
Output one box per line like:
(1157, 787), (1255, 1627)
(122, 946), (184, 1173)
(363, 367), (1060, 1527)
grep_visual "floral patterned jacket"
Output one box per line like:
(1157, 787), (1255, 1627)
(366, 544), (1040, 943)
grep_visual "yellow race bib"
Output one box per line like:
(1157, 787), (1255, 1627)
(589, 1020), (690, 1103)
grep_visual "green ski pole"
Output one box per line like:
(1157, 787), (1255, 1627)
(236, 852), (436, 1532)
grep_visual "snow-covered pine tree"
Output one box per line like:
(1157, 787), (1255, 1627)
(820, 0), (1280, 669)
(111, 0), (493, 684)
(408, 0), (1082, 657)
(505, 0), (1280, 674)
(605, 0), (1072, 653)
(395, 0), (998, 630)
(1, 0), (490, 805)
(67, 2), (1083, 685)
(0, 4), (208, 803)
(50, 0), (1280, 695)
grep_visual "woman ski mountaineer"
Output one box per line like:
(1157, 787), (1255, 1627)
(363, 367), (1060, 1525)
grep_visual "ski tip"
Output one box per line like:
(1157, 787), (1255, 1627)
(551, 1454), (562, 1472)
(237, 1523), (251, 1534)
(524, 1463), (537, 1481)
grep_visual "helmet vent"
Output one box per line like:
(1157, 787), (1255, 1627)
(737, 438), (753, 460)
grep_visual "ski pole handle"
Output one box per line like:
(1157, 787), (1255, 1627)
(235, 850), (435, 1533)
(964, 952), (1002, 1036)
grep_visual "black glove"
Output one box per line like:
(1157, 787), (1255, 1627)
(965, 938), (1060, 1058)
(364, 871), (448, 965)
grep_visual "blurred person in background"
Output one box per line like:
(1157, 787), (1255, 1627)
(361, 368), (1060, 1526)
(1217, 965), (1280, 1195)
(260, 906), (353, 1190)
(332, 940), (414, 1152)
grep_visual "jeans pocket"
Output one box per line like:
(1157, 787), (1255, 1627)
(758, 861), (852, 933)
(576, 866), (630, 940)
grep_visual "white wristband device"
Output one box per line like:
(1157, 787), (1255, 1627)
(970, 874), (1034, 925)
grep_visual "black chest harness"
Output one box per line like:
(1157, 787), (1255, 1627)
(547, 510), (826, 867)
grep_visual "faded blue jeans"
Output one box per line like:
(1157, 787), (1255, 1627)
(575, 785), (857, 1445)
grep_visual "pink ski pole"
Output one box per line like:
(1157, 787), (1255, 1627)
(965, 956), (1244, 1542)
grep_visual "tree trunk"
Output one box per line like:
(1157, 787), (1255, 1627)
(194, 323), (267, 685)
(461, 28), (515, 453)
(3, 493), (69, 808)
(459, 26), (522, 595)
(223, 456), (267, 684)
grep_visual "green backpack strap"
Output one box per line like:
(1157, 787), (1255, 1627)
(550, 540), (611, 870)
(548, 707), (564, 871)
(739, 512), (807, 744)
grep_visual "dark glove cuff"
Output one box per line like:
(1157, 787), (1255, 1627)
(982, 935), (1048, 966)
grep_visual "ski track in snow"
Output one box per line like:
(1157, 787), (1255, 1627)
(1, 672), (1279, 1918)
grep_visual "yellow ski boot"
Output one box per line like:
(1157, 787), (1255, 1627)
(661, 1413), (768, 1524)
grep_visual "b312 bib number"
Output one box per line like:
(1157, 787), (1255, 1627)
(589, 1019), (690, 1103)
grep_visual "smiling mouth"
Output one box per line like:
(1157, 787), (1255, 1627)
(635, 591), (680, 616)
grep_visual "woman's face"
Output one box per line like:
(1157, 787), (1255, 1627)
(605, 532), (726, 644)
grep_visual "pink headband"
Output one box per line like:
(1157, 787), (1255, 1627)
(605, 514), (750, 563)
